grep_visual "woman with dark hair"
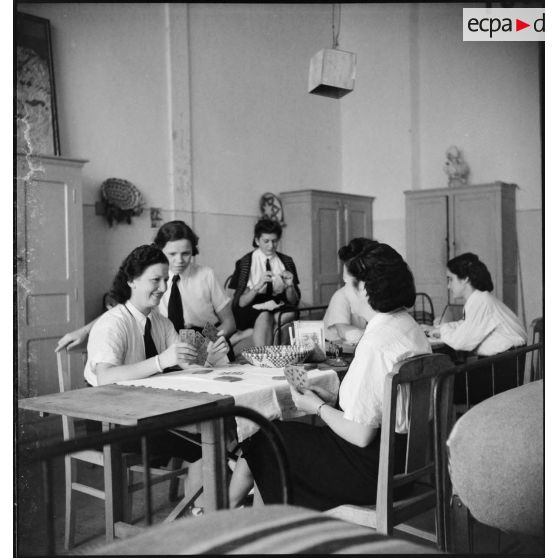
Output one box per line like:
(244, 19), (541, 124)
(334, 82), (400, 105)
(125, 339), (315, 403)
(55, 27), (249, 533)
(83, 245), (229, 503)
(56, 220), (236, 356)
(427, 252), (526, 356)
(228, 218), (300, 346)
(153, 221), (236, 356)
(323, 238), (377, 343)
(229, 241), (431, 510)
(84, 244), (228, 386)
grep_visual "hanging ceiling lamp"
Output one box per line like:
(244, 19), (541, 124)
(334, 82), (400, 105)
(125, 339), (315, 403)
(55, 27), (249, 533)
(308, 4), (356, 99)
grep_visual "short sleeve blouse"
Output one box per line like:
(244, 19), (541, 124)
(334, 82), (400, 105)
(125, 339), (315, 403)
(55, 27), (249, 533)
(338, 310), (432, 434)
(84, 302), (178, 386)
(158, 263), (231, 327)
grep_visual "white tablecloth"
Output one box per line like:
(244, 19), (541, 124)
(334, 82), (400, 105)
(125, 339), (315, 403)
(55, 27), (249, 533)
(118, 364), (340, 441)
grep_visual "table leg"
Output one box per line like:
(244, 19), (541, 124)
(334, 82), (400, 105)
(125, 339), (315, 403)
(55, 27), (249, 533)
(200, 418), (228, 511)
(103, 422), (125, 542)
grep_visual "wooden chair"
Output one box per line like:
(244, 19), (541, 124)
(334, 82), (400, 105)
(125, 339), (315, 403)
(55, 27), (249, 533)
(325, 353), (455, 547)
(409, 292), (435, 325)
(56, 350), (189, 549)
(524, 317), (543, 383)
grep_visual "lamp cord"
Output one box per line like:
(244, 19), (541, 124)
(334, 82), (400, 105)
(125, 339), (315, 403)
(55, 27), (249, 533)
(332, 3), (341, 49)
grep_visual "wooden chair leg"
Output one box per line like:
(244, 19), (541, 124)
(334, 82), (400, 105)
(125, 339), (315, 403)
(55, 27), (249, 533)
(122, 468), (134, 524)
(168, 457), (183, 502)
(64, 456), (77, 551)
(448, 494), (473, 553)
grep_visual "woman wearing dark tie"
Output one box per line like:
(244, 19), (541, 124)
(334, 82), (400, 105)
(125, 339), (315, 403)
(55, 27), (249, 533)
(84, 244), (228, 386)
(83, 244), (229, 504)
(228, 218), (300, 346)
(153, 221), (236, 359)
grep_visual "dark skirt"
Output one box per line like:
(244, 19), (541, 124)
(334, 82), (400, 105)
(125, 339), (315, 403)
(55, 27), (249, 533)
(85, 420), (201, 464)
(242, 421), (409, 511)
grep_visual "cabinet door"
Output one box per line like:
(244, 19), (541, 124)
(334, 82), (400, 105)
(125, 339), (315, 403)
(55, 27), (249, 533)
(452, 190), (501, 300)
(17, 158), (85, 400)
(406, 195), (449, 316)
(313, 197), (343, 305)
(344, 198), (373, 244)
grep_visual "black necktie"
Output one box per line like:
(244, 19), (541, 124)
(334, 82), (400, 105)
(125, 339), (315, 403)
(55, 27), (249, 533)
(144, 317), (158, 359)
(168, 275), (184, 332)
(265, 258), (273, 298)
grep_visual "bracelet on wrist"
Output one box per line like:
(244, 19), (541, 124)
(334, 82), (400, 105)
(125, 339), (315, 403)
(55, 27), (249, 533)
(154, 355), (163, 373)
(316, 402), (327, 418)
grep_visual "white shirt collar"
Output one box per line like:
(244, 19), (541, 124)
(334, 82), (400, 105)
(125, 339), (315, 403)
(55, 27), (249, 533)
(253, 248), (277, 264)
(125, 300), (155, 330)
(169, 262), (197, 282)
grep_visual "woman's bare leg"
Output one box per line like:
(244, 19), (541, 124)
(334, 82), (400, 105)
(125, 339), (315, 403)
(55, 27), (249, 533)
(182, 459), (204, 508)
(252, 311), (274, 346)
(228, 457), (255, 508)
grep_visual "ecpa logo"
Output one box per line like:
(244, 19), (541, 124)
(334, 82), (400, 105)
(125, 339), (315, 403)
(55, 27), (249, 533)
(463, 8), (544, 41)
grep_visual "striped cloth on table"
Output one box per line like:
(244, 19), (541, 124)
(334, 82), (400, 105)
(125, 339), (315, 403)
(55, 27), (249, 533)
(92, 505), (439, 554)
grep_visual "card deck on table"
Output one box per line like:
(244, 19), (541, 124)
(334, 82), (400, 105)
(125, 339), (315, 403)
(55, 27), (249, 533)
(283, 365), (308, 392)
(202, 322), (219, 342)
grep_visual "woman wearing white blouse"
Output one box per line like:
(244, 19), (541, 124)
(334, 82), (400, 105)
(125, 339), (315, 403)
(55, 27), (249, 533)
(426, 252), (526, 404)
(427, 253), (526, 356)
(230, 241), (431, 510)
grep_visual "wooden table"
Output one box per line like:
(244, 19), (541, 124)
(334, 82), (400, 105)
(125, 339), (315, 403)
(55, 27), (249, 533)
(18, 385), (234, 541)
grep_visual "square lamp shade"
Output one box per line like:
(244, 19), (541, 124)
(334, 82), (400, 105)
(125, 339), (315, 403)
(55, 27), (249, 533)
(308, 48), (356, 99)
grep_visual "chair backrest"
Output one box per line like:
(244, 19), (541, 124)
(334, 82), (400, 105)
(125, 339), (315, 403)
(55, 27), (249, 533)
(375, 353), (454, 534)
(409, 293), (435, 325)
(56, 349), (87, 440)
(524, 317), (543, 383)
(224, 274), (233, 291)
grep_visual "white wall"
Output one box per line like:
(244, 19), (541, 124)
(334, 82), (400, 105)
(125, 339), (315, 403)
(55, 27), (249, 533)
(187, 3), (341, 282)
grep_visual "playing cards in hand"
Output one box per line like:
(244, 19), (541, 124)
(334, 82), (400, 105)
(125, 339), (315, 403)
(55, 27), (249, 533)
(179, 322), (221, 365)
(284, 365), (308, 393)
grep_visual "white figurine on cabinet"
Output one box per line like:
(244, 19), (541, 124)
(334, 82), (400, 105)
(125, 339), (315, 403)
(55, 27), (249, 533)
(444, 145), (469, 188)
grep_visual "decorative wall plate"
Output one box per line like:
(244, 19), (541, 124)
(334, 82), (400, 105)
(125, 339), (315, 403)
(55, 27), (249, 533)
(259, 192), (284, 225)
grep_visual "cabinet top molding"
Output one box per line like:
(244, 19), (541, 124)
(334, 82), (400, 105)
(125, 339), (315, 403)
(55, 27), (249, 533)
(17, 153), (89, 165)
(280, 189), (375, 201)
(404, 181), (517, 196)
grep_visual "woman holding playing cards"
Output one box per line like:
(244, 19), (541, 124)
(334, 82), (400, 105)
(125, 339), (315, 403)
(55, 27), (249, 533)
(83, 244), (229, 505)
(229, 218), (301, 346)
(232, 240), (431, 510)
(84, 244), (229, 387)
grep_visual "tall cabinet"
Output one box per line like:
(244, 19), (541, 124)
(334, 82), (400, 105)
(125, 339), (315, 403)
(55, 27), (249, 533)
(17, 155), (86, 434)
(405, 182), (518, 317)
(280, 189), (374, 305)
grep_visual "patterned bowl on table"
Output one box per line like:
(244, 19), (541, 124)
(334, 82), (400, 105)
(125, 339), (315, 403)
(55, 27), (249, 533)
(241, 344), (313, 368)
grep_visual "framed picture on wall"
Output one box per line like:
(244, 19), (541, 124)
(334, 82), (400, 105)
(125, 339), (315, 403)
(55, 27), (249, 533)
(16, 12), (61, 156)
